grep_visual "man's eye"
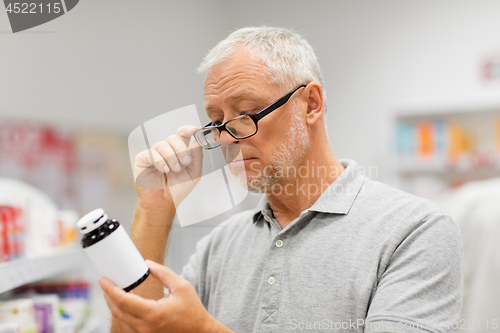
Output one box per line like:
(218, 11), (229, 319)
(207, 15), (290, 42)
(211, 120), (222, 126)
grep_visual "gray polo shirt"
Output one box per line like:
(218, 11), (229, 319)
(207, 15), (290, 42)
(180, 159), (463, 333)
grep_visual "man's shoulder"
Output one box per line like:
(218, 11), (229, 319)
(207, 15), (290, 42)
(357, 177), (460, 237)
(360, 177), (445, 216)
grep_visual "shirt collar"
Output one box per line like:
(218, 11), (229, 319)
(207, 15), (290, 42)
(252, 159), (365, 223)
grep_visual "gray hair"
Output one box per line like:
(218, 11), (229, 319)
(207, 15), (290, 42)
(197, 26), (327, 113)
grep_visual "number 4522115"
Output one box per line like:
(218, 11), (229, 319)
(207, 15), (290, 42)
(5, 3), (62, 14)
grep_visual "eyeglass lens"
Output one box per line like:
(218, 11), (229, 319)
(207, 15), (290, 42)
(226, 116), (256, 138)
(196, 116), (257, 149)
(194, 127), (220, 149)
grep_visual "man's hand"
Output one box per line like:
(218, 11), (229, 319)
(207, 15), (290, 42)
(99, 260), (219, 333)
(133, 125), (203, 213)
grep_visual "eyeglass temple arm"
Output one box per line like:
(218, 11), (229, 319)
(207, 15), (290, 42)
(252, 84), (307, 121)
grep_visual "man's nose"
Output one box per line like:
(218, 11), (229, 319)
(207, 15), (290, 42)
(219, 129), (239, 144)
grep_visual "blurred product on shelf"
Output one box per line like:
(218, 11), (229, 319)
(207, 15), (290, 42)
(396, 116), (500, 172)
(0, 120), (137, 231)
(395, 110), (500, 199)
(0, 178), (79, 262)
(0, 122), (76, 210)
(482, 52), (500, 81)
(0, 281), (91, 333)
(0, 122), (129, 332)
(57, 211), (78, 251)
(0, 205), (25, 261)
(0, 298), (36, 333)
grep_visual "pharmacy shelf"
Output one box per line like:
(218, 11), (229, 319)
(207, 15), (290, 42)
(398, 165), (500, 176)
(0, 249), (87, 294)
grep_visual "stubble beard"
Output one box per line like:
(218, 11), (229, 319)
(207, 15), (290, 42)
(237, 102), (310, 193)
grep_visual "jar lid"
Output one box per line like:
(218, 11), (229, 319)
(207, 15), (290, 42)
(77, 208), (108, 234)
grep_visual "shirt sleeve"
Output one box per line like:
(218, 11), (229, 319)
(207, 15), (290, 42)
(365, 212), (463, 333)
(179, 231), (213, 307)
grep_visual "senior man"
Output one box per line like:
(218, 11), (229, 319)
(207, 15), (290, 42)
(99, 27), (463, 333)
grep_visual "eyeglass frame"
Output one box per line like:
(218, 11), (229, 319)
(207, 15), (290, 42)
(194, 83), (308, 148)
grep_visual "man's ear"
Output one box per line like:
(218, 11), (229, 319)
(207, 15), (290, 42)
(304, 82), (324, 126)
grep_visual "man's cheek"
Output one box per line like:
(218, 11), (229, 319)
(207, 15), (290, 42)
(248, 161), (262, 174)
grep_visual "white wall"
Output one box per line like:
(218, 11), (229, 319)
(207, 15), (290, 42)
(0, 0), (228, 131)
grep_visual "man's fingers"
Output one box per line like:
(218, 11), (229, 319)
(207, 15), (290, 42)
(136, 125), (200, 177)
(134, 149), (168, 176)
(98, 277), (156, 318)
(103, 290), (143, 330)
(133, 125), (203, 191)
(166, 135), (192, 167)
(112, 315), (141, 333)
(153, 140), (182, 173)
(145, 260), (188, 292)
(177, 125), (199, 147)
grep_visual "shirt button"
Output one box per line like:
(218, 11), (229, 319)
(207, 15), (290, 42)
(275, 240), (283, 248)
(268, 276), (275, 285)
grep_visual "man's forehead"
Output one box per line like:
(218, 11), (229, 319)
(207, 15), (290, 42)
(202, 51), (277, 112)
(204, 88), (263, 112)
(206, 88), (260, 101)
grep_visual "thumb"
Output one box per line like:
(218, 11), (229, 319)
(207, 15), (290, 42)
(145, 260), (185, 291)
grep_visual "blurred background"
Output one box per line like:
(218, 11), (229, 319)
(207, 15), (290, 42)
(1, 0), (499, 332)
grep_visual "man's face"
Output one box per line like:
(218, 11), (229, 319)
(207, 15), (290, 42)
(203, 49), (310, 192)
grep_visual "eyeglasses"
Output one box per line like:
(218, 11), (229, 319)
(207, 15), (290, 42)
(194, 84), (307, 149)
